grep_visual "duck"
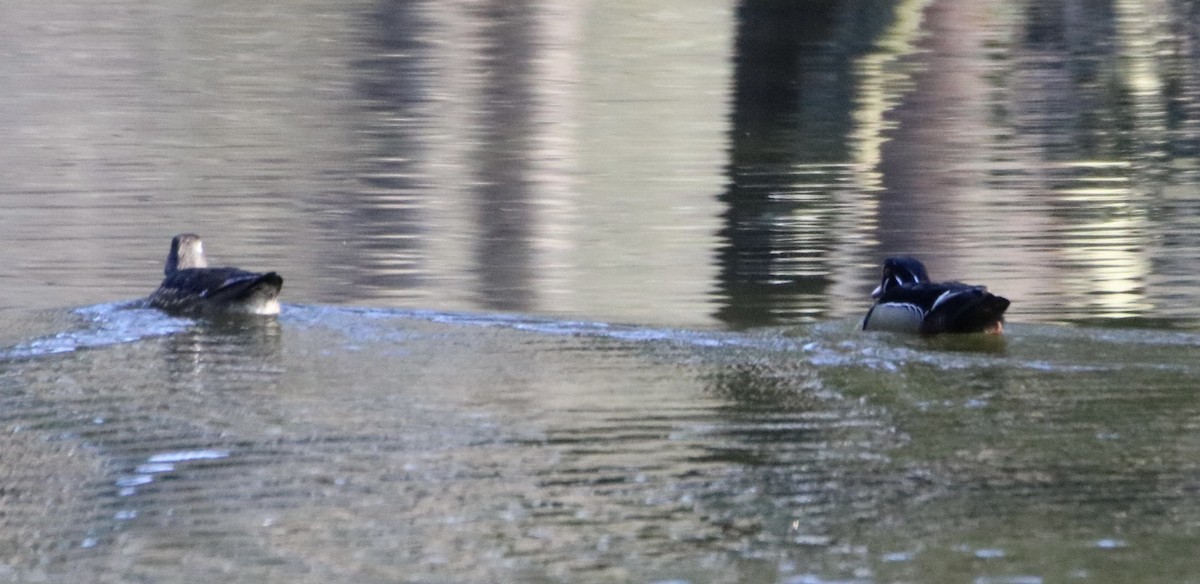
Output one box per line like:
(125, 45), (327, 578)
(148, 233), (283, 316)
(862, 256), (1008, 335)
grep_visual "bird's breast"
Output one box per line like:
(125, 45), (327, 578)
(862, 302), (926, 333)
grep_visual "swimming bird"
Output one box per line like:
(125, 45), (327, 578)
(862, 256), (1008, 335)
(148, 233), (283, 316)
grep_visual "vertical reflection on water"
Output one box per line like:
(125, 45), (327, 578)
(571, 2), (728, 326)
(466, 1), (582, 313)
(718, 2), (839, 328)
(345, 1), (579, 314)
(999, 0), (1155, 322)
(1112, 0), (1200, 324)
(878, 1), (999, 258)
(716, 2), (910, 327)
(878, 0), (1200, 326)
(8, 0), (1200, 327)
(714, 0), (1200, 328)
(343, 1), (434, 302)
(471, 2), (539, 312)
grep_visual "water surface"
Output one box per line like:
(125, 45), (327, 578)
(2, 1), (1200, 582)
(2, 0), (1200, 328)
(3, 305), (1200, 583)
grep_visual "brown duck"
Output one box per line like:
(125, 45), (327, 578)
(149, 233), (282, 316)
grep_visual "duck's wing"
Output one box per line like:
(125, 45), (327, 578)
(150, 268), (283, 314)
(873, 282), (951, 309)
(919, 285), (1009, 334)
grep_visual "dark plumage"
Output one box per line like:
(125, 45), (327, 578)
(862, 256), (1008, 335)
(148, 233), (282, 316)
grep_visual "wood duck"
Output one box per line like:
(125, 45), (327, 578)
(862, 256), (1008, 335)
(148, 234), (283, 316)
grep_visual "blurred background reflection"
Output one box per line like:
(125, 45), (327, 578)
(1, 0), (1199, 329)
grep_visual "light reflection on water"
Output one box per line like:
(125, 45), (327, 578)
(0, 1), (1199, 329)
(3, 1), (1200, 582)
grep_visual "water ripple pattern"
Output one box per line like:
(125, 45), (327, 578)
(0, 304), (1194, 581)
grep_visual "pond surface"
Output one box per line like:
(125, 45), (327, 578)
(2, 0), (1200, 582)
(7, 306), (1200, 583)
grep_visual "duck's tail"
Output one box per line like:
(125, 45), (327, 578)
(921, 288), (1010, 335)
(206, 272), (284, 315)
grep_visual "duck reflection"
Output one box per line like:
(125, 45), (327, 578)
(161, 317), (284, 393)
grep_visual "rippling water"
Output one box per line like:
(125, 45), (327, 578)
(4, 0), (1200, 582)
(3, 305), (1200, 583)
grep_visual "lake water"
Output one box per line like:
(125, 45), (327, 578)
(2, 1), (1200, 582)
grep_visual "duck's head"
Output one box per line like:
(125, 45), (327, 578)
(165, 233), (208, 275)
(871, 256), (930, 299)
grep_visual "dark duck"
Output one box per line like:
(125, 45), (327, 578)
(862, 256), (1008, 335)
(149, 233), (283, 316)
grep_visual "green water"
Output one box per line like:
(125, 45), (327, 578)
(0, 305), (1195, 583)
(3, 0), (1200, 581)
